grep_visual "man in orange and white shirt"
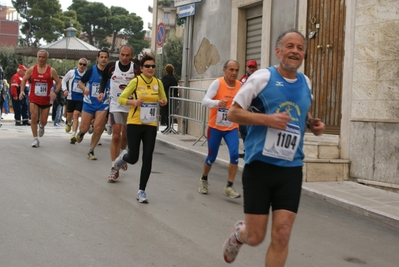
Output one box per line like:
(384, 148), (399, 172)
(199, 60), (241, 199)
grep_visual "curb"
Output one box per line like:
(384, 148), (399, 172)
(302, 186), (399, 230)
(157, 137), (399, 230)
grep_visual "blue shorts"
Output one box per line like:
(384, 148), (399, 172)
(83, 102), (109, 115)
(205, 127), (239, 165)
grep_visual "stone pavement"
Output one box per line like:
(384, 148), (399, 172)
(1, 113), (399, 229)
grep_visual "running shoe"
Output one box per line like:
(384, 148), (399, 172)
(65, 122), (71, 133)
(114, 152), (127, 171)
(87, 149), (97, 160)
(198, 178), (209, 194)
(223, 220), (245, 263)
(70, 134), (76, 144)
(107, 167), (119, 183)
(120, 150), (128, 171)
(106, 123), (112, 135)
(31, 138), (40, 148)
(224, 186), (241, 199)
(38, 124), (45, 137)
(76, 132), (84, 143)
(88, 124), (94, 134)
(54, 123), (61, 127)
(136, 190), (148, 203)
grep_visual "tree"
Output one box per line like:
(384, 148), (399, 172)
(66, 0), (149, 53)
(125, 13), (150, 57)
(157, 0), (174, 7)
(62, 10), (83, 35)
(108, 6), (130, 52)
(68, 0), (111, 46)
(0, 47), (35, 80)
(12, 0), (65, 47)
(162, 33), (183, 80)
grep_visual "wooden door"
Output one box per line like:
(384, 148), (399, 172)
(304, 0), (346, 134)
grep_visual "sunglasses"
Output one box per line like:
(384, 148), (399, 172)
(79, 63), (87, 66)
(143, 64), (156, 69)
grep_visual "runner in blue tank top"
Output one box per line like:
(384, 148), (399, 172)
(62, 59), (88, 144)
(222, 29), (325, 266)
(75, 50), (110, 160)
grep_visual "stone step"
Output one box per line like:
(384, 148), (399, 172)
(303, 141), (340, 159)
(303, 158), (350, 182)
(304, 133), (340, 145)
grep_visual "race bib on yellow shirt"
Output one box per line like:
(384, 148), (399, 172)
(140, 102), (157, 123)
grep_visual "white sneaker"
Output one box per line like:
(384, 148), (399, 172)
(114, 150), (128, 171)
(106, 123), (112, 135)
(31, 138), (40, 148)
(38, 124), (45, 137)
(88, 124), (94, 134)
(223, 221), (245, 263)
(224, 186), (241, 199)
(136, 190), (148, 203)
(198, 178), (209, 194)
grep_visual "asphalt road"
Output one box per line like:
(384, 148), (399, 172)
(1, 125), (398, 267)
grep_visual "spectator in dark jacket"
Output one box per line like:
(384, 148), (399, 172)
(53, 79), (66, 126)
(160, 64), (178, 133)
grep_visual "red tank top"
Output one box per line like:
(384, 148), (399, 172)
(29, 65), (54, 105)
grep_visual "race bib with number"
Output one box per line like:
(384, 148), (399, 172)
(262, 123), (300, 161)
(34, 82), (48, 96)
(72, 81), (83, 93)
(140, 102), (157, 123)
(216, 108), (232, 127)
(91, 82), (100, 97)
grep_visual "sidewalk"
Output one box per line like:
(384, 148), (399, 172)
(2, 113), (399, 229)
(155, 126), (399, 230)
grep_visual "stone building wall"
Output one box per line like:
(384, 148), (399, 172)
(349, 0), (399, 185)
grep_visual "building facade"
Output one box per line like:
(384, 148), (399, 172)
(166, 0), (399, 187)
(0, 5), (19, 47)
(150, 0), (183, 52)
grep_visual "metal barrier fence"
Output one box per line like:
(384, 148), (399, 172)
(162, 86), (208, 146)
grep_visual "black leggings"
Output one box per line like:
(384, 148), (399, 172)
(124, 124), (157, 191)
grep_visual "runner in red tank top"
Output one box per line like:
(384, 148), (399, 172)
(19, 49), (62, 148)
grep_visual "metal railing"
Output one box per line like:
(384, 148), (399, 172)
(162, 86), (208, 145)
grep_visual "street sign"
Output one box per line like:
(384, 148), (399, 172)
(156, 23), (166, 47)
(177, 4), (196, 19)
(174, 0), (201, 8)
(157, 47), (163, 55)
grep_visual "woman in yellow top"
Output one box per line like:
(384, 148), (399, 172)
(115, 54), (167, 203)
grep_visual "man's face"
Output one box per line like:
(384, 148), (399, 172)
(77, 60), (88, 72)
(37, 52), (48, 65)
(223, 61), (239, 82)
(119, 47), (132, 65)
(246, 65), (257, 75)
(97, 52), (109, 67)
(275, 32), (306, 72)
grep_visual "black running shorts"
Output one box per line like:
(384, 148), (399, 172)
(242, 161), (303, 215)
(67, 100), (83, 113)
